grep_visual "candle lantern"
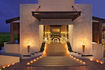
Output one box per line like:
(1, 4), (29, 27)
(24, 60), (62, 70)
(82, 45), (85, 53)
(27, 45), (30, 53)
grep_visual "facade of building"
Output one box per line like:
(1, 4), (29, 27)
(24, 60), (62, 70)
(4, 0), (105, 59)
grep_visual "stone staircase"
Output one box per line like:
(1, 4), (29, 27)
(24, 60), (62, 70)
(46, 42), (66, 56)
(31, 56), (84, 67)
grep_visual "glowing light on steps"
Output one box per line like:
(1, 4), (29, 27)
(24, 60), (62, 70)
(0, 62), (16, 69)
(96, 59), (99, 63)
(2, 66), (6, 69)
(26, 56), (44, 65)
(26, 62), (30, 65)
(89, 58), (93, 61)
(42, 43), (47, 56)
(100, 61), (104, 64)
(89, 58), (104, 64)
(69, 55), (86, 65)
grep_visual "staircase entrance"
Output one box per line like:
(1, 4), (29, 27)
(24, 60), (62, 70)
(46, 42), (67, 56)
(42, 25), (70, 56)
(43, 40), (70, 56)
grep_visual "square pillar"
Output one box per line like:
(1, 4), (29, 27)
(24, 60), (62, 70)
(10, 23), (15, 44)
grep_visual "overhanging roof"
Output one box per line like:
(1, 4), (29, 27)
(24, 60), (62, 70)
(32, 11), (81, 21)
(6, 16), (105, 24)
(6, 17), (20, 24)
(93, 16), (105, 23)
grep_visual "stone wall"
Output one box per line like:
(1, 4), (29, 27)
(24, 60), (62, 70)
(39, 25), (44, 48)
(4, 42), (20, 54)
(39, 0), (74, 11)
(20, 4), (40, 55)
(72, 4), (92, 55)
(92, 43), (104, 59)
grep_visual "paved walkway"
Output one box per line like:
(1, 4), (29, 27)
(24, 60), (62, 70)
(6, 58), (105, 70)
(31, 56), (85, 66)
(3, 42), (105, 70)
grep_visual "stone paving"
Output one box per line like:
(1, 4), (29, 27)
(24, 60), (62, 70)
(30, 56), (85, 67)
(4, 57), (105, 70)
(2, 42), (105, 70)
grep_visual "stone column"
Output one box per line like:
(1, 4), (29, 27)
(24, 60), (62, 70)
(10, 23), (14, 44)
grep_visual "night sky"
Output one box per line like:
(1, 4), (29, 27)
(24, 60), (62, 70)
(0, 0), (105, 32)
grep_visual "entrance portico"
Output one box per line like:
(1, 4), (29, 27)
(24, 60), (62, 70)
(5, 0), (104, 61)
(19, 0), (92, 58)
(2, 0), (105, 69)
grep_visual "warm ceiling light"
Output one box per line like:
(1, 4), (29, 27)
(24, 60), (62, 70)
(34, 13), (39, 15)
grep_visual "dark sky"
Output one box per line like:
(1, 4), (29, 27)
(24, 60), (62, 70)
(0, 0), (105, 32)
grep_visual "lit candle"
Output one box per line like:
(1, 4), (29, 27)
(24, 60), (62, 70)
(34, 59), (37, 61)
(90, 58), (93, 61)
(12, 63), (15, 65)
(80, 60), (83, 63)
(100, 61), (103, 64)
(27, 62), (30, 65)
(30, 61), (34, 63)
(83, 62), (86, 64)
(76, 59), (79, 61)
(7, 64), (10, 67)
(2, 66), (6, 68)
(73, 57), (76, 60)
(96, 59), (99, 63)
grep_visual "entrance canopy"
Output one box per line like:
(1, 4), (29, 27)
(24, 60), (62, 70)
(32, 11), (81, 21)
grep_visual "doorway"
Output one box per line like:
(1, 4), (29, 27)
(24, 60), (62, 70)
(43, 25), (68, 42)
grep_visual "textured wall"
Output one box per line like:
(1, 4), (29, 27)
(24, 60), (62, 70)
(20, 4), (40, 55)
(72, 4), (92, 55)
(39, 25), (44, 48)
(39, 19), (72, 25)
(68, 25), (74, 47)
(39, 0), (74, 11)
(4, 42), (20, 54)
(92, 44), (104, 59)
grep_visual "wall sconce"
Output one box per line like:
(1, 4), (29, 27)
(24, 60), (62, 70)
(81, 39), (88, 53)
(26, 41), (32, 54)
(27, 45), (30, 53)
(82, 45), (85, 53)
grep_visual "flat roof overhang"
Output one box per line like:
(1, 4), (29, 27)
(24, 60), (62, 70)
(32, 11), (81, 21)
(6, 17), (20, 24)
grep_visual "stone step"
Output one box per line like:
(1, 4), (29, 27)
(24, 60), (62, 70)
(30, 56), (85, 66)
(46, 43), (66, 56)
